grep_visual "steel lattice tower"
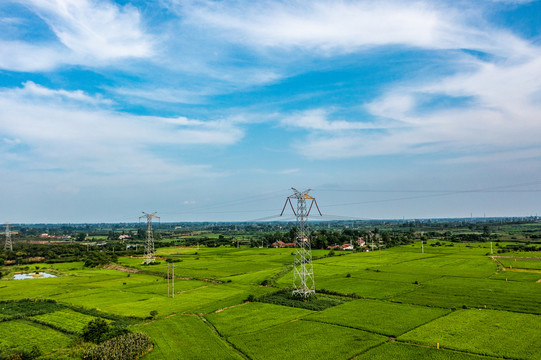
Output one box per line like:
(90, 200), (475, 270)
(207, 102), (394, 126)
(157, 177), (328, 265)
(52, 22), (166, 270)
(4, 223), (12, 251)
(281, 188), (322, 298)
(140, 212), (159, 264)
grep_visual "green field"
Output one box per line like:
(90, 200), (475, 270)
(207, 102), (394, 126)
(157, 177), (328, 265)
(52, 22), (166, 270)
(305, 299), (450, 336)
(33, 309), (107, 333)
(136, 315), (241, 359)
(207, 302), (314, 337)
(496, 257), (541, 270)
(1, 244), (540, 359)
(228, 319), (387, 360)
(0, 319), (74, 357)
(357, 342), (501, 360)
(398, 309), (541, 359)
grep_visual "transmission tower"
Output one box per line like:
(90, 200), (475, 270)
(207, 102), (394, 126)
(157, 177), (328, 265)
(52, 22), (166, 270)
(281, 188), (322, 298)
(4, 223), (12, 251)
(140, 212), (159, 264)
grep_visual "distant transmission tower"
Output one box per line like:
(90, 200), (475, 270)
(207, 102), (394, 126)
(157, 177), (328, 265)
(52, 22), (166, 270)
(140, 212), (159, 264)
(4, 223), (12, 251)
(281, 188), (322, 298)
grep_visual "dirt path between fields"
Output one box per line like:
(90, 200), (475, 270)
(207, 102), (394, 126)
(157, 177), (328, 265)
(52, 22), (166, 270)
(103, 264), (139, 273)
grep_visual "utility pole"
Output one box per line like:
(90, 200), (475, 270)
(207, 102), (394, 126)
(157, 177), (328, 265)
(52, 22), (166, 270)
(166, 263), (175, 298)
(4, 223), (12, 251)
(281, 188), (322, 298)
(140, 212), (159, 264)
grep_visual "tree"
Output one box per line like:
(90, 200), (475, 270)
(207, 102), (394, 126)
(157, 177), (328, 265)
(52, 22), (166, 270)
(76, 233), (86, 242)
(82, 319), (111, 343)
(288, 227), (298, 241)
(136, 228), (146, 240)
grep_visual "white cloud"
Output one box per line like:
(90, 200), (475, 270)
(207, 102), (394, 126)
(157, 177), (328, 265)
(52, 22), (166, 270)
(293, 47), (541, 160)
(0, 40), (68, 71)
(1, 0), (152, 71)
(28, 0), (152, 58)
(281, 108), (397, 131)
(19, 81), (113, 105)
(0, 83), (244, 181)
(175, 0), (531, 59)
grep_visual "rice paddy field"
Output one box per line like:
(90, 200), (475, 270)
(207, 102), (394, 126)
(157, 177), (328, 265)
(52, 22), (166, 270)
(0, 241), (540, 359)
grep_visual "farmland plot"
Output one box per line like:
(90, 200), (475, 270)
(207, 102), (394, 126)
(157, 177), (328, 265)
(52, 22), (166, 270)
(137, 314), (241, 360)
(206, 302), (313, 337)
(398, 309), (541, 359)
(228, 319), (387, 360)
(496, 257), (541, 270)
(0, 320), (74, 356)
(357, 342), (501, 360)
(392, 276), (541, 314)
(32, 309), (106, 333)
(305, 299), (450, 336)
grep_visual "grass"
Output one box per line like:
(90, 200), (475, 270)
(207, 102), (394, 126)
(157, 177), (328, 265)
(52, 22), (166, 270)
(392, 275), (541, 314)
(0, 319), (74, 357)
(206, 302), (314, 337)
(398, 309), (541, 359)
(357, 342), (502, 360)
(305, 299), (450, 336)
(32, 309), (106, 333)
(1, 244), (540, 359)
(136, 314), (241, 360)
(228, 319), (387, 360)
(497, 257), (541, 270)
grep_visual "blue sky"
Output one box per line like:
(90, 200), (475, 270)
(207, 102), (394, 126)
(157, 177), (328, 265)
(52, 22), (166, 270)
(1, 0), (541, 223)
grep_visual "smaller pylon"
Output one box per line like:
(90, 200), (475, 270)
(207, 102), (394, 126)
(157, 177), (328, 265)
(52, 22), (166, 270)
(4, 223), (12, 251)
(166, 263), (175, 298)
(140, 212), (159, 264)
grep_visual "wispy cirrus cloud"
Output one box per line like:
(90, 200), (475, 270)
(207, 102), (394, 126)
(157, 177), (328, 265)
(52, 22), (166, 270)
(173, 0), (531, 58)
(19, 81), (113, 105)
(0, 0), (152, 71)
(281, 108), (397, 131)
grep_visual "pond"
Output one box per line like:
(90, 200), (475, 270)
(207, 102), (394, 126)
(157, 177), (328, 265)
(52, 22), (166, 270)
(13, 272), (57, 280)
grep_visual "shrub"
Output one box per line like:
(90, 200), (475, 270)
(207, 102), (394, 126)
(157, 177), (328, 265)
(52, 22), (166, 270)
(82, 332), (152, 360)
(0, 345), (41, 360)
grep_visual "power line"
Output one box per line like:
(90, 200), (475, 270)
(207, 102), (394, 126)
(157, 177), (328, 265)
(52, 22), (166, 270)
(318, 180), (541, 208)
